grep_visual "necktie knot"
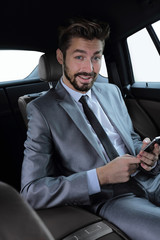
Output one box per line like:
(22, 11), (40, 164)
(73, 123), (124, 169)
(79, 95), (88, 105)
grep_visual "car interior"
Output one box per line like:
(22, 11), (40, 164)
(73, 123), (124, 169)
(0, 0), (160, 239)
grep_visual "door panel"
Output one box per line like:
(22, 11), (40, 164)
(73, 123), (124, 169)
(0, 80), (49, 190)
(139, 99), (160, 131)
(125, 83), (160, 140)
(125, 98), (160, 139)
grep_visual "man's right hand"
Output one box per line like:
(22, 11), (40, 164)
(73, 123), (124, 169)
(96, 154), (141, 186)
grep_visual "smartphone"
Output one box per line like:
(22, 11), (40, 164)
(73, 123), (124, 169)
(142, 136), (160, 153)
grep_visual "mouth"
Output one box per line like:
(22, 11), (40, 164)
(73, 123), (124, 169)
(77, 75), (93, 84)
(79, 75), (92, 80)
(75, 72), (95, 83)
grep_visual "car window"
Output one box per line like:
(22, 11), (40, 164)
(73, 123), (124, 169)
(100, 55), (108, 77)
(0, 50), (44, 82)
(127, 20), (160, 82)
(152, 21), (160, 40)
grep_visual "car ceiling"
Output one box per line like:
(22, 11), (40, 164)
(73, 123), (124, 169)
(0, 0), (160, 53)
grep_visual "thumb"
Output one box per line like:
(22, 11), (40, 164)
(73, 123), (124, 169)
(141, 137), (151, 151)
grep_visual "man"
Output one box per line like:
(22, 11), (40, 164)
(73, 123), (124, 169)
(21, 18), (160, 240)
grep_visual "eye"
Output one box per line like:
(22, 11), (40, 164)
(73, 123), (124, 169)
(75, 56), (84, 60)
(92, 56), (102, 62)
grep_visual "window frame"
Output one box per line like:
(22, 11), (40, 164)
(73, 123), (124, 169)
(125, 21), (160, 85)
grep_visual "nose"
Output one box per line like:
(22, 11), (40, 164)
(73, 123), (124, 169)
(83, 59), (93, 73)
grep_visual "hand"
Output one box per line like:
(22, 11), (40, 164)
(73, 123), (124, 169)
(137, 137), (160, 171)
(96, 154), (140, 185)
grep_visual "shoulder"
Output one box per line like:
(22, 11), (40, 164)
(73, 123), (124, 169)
(27, 88), (57, 111)
(94, 81), (121, 97)
(93, 81), (125, 108)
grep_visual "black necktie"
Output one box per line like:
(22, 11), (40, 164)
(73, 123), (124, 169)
(79, 95), (119, 160)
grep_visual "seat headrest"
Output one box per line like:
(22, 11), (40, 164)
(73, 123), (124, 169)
(38, 53), (62, 83)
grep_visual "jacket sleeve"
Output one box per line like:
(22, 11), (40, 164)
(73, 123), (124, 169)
(20, 101), (91, 209)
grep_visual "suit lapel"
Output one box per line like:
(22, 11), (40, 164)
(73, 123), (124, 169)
(92, 85), (135, 155)
(55, 81), (107, 163)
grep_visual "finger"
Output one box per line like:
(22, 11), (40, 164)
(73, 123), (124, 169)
(141, 137), (151, 151)
(139, 149), (158, 161)
(129, 164), (139, 174)
(139, 151), (153, 160)
(140, 155), (157, 167)
(153, 143), (160, 156)
(127, 156), (141, 165)
(140, 162), (152, 171)
(141, 160), (156, 168)
(137, 138), (151, 158)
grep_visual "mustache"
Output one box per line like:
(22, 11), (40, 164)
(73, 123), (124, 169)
(74, 72), (96, 78)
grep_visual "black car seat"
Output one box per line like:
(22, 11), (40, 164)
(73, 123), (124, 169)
(0, 181), (54, 240)
(18, 53), (62, 127)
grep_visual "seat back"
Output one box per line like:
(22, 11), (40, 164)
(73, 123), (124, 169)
(0, 182), (54, 240)
(18, 53), (62, 127)
(38, 52), (62, 88)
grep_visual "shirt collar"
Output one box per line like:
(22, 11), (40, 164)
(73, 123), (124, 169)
(61, 78), (91, 102)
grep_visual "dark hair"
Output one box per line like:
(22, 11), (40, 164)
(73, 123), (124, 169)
(58, 18), (110, 55)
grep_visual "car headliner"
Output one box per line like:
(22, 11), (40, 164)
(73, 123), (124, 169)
(0, 0), (160, 52)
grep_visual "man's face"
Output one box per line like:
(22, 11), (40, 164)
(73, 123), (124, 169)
(57, 37), (103, 93)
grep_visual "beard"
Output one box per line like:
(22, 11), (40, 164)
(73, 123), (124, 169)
(63, 62), (97, 92)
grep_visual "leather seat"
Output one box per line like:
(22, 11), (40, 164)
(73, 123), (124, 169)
(38, 52), (62, 87)
(0, 181), (54, 240)
(18, 53), (62, 127)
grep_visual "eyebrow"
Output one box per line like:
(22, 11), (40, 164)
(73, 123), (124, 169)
(73, 49), (102, 55)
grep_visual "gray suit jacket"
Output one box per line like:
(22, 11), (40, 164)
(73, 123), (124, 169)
(21, 80), (143, 209)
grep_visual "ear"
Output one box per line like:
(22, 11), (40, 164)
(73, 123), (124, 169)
(56, 48), (63, 65)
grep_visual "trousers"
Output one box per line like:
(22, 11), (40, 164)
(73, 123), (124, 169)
(99, 194), (160, 240)
(96, 173), (160, 240)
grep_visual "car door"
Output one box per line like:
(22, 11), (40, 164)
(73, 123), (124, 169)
(107, 19), (160, 141)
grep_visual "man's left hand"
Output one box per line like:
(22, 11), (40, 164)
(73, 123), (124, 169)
(137, 138), (160, 171)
